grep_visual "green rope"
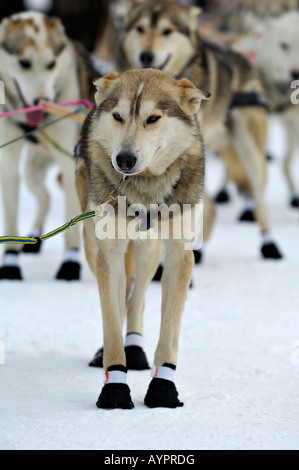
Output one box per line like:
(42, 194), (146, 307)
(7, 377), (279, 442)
(39, 130), (74, 159)
(0, 177), (128, 246)
(0, 210), (97, 246)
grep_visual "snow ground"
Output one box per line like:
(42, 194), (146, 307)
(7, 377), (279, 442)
(0, 120), (298, 451)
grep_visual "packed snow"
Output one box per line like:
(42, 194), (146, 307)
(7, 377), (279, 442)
(0, 119), (298, 450)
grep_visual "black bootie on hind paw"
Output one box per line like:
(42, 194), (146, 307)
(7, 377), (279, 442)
(22, 237), (42, 254)
(56, 261), (81, 281)
(89, 347), (104, 368)
(215, 188), (230, 204)
(89, 345), (150, 371)
(239, 209), (256, 222)
(144, 378), (184, 409)
(0, 265), (23, 281)
(125, 346), (150, 370)
(261, 242), (283, 260)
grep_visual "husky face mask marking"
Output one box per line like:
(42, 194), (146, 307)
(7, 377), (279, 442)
(123, 0), (201, 77)
(91, 70), (210, 176)
(0, 12), (67, 108)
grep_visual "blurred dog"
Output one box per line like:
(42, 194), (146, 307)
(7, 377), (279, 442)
(0, 11), (96, 281)
(120, 0), (283, 259)
(76, 69), (210, 408)
(235, 11), (299, 207)
(217, 0), (299, 34)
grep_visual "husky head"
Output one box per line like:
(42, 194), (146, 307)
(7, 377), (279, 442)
(0, 11), (68, 125)
(91, 69), (210, 176)
(237, 11), (299, 85)
(122, 0), (201, 77)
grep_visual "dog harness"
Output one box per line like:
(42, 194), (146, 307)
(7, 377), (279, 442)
(229, 92), (269, 111)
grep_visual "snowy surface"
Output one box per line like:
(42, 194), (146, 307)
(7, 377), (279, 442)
(0, 120), (299, 450)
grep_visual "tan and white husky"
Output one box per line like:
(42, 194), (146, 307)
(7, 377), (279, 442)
(76, 68), (210, 408)
(0, 11), (97, 280)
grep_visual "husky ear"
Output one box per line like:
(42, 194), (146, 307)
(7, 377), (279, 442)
(44, 17), (67, 56)
(93, 72), (120, 106)
(178, 78), (210, 114)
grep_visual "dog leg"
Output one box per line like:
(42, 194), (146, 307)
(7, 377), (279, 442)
(89, 241), (138, 369)
(193, 191), (217, 265)
(45, 124), (82, 280)
(144, 241), (194, 408)
(215, 166), (231, 204)
(230, 108), (283, 260)
(0, 121), (24, 280)
(23, 145), (54, 254)
(95, 239), (134, 409)
(125, 239), (161, 370)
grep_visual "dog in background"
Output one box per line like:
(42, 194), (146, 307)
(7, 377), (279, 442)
(235, 11), (299, 208)
(76, 69), (210, 408)
(119, 0), (283, 260)
(0, 11), (97, 281)
(215, 0), (299, 34)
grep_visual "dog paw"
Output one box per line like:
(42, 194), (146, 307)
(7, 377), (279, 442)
(214, 189), (230, 204)
(125, 346), (150, 370)
(152, 264), (164, 282)
(290, 196), (299, 208)
(144, 378), (184, 409)
(96, 383), (134, 410)
(55, 261), (81, 281)
(0, 266), (23, 281)
(238, 209), (256, 222)
(261, 242), (283, 260)
(22, 237), (42, 254)
(89, 346), (150, 370)
(89, 347), (104, 368)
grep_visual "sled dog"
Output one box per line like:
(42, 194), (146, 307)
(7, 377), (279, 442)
(76, 68), (210, 408)
(120, 0), (283, 259)
(216, 0), (299, 34)
(0, 11), (96, 280)
(235, 11), (299, 207)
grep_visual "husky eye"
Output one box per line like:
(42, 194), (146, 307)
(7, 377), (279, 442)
(162, 28), (173, 36)
(146, 115), (161, 125)
(46, 61), (56, 70)
(19, 59), (32, 70)
(113, 112), (124, 123)
(136, 26), (145, 34)
(280, 42), (290, 51)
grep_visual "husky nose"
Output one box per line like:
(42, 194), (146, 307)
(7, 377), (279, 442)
(291, 70), (299, 81)
(140, 51), (154, 67)
(33, 97), (49, 106)
(116, 151), (137, 172)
